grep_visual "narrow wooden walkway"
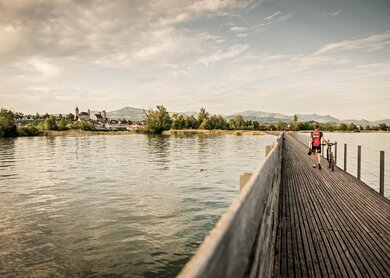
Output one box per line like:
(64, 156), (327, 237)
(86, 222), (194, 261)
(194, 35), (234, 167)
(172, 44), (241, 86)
(274, 134), (390, 277)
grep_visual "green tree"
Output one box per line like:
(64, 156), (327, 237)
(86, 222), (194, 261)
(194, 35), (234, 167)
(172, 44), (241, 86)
(185, 115), (198, 129)
(276, 121), (287, 131)
(44, 115), (58, 130)
(79, 121), (95, 131)
(197, 108), (209, 128)
(201, 115), (227, 130)
(35, 112), (41, 119)
(0, 109), (18, 137)
(252, 120), (260, 130)
(365, 125), (371, 130)
(348, 123), (358, 131)
(172, 114), (186, 130)
(18, 123), (39, 136)
(378, 123), (388, 131)
(269, 124), (276, 131)
(58, 118), (69, 130)
(228, 115), (245, 130)
(338, 123), (347, 131)
(67, 113), (75, 121)
(293, 114), (298, 122)
(14, 112), (24, 120)
(145, 105), (172, 134)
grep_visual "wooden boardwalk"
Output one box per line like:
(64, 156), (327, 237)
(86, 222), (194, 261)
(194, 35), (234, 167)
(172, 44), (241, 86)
(274, 134), (390, 277)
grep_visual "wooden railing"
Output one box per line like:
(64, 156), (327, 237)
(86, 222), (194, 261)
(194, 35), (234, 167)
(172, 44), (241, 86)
(178, 132), (284, 278)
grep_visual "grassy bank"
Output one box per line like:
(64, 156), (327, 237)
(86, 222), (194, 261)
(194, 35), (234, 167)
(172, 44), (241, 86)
(42, 130), (137, 136)
(14, 129), (268, 137)
(163, 129), (266, 135)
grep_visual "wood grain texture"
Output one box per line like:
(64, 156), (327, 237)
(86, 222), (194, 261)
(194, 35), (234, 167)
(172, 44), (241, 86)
(274, 134), (390, 277)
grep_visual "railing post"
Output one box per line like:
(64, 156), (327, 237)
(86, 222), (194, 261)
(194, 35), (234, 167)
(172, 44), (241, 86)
(335, 142), (337, 165)
(321, 144), (324, 157)
(344, 144), (347, 171)
(380, 151), (385, 196)
(357, 146), (361, 180)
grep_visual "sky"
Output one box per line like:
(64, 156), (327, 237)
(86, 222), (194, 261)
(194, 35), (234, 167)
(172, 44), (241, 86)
(0, 0), (389, 120)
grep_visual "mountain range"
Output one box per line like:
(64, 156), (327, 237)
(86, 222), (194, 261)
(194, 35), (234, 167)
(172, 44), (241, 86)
(105, 106), (390, 126)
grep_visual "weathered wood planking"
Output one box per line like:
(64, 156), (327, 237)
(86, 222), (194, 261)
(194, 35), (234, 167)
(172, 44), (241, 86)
(178, 133), (284, 278)
(274, 134), (390, 277)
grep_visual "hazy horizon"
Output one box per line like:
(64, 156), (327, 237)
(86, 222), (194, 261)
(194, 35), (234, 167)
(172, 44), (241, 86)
(1, 0), (389, 121)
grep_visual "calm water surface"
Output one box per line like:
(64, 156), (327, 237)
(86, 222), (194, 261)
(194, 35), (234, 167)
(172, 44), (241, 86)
(0, 134), (276, 277)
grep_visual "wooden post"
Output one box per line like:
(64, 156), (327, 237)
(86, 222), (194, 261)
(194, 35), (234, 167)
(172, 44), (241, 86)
(240, 173), (253, 192)
(335, 142), (337, 165)
(357, 146), (361, 180)
(380, 151), (385, 196)
(344, 144), (347, 171)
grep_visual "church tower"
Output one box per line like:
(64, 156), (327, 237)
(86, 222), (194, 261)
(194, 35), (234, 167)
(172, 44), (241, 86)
(75, 106), (79, 120)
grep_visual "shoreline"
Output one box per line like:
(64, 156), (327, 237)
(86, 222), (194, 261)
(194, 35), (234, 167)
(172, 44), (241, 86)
(4, 129), (388, 138)
(163, 129), (266, 135)
(41, 130), (138, 136)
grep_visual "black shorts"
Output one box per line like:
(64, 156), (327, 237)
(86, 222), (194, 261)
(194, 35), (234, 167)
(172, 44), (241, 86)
(312, 146), (321, 153)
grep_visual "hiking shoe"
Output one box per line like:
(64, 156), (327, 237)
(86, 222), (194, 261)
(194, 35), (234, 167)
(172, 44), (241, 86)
(312, 164), (316, 168)
(318, 163), (321, 170)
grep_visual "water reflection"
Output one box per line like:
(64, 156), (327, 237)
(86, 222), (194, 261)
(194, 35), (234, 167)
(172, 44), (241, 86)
(0, 134), (276, 277)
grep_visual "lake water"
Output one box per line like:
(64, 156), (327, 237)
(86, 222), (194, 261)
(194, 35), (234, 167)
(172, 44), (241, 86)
(296, 132), (390, 198)
(0, 134), (276, 277)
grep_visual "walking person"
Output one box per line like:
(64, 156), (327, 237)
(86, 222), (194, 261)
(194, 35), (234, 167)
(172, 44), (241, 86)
(310, 124), (325, 169)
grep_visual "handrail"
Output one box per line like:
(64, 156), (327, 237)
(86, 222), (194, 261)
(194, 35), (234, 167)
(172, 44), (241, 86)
(178, 132), (284, 278)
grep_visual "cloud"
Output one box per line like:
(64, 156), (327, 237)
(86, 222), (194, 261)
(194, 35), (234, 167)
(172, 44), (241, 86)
(330, 10), (342, 16)
(264, 11), (282, 21)
(314, 30), (390, 55)
(27, 58), (60, 79)
(230, 26), (248, 33)
(199, 44), (249, 65)
(0, 0), (260, 73)
(252, 11), (294, 33)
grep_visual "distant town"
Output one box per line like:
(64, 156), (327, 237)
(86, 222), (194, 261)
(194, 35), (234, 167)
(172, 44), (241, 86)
(16, 106), (146, 131)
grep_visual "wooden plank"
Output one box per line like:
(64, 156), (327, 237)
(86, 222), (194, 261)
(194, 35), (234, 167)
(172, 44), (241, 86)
(273, 133), (390, 277)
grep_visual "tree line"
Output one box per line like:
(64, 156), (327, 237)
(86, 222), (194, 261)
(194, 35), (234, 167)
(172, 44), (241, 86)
(144, 106), (390, 134)
(1, 107), (389, 137)
(0, 109), (95, 137)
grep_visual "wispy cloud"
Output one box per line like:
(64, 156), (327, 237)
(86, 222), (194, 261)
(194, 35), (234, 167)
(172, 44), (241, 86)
(230, 26), (248, 33)
(252, 11), (294, 33)
(315, 30), (390, 55)
(228, 11), (294, 37)
(330, 9), (342, 16)
(199, 44), (249, 65)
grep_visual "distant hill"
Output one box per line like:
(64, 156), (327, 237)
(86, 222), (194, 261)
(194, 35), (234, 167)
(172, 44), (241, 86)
(106, 107), (390, 125)
(179, 111), (198, 117)
(227, 111), (338, 124)
(341, 118), (390, 126)
(107, 107), (146, 121)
